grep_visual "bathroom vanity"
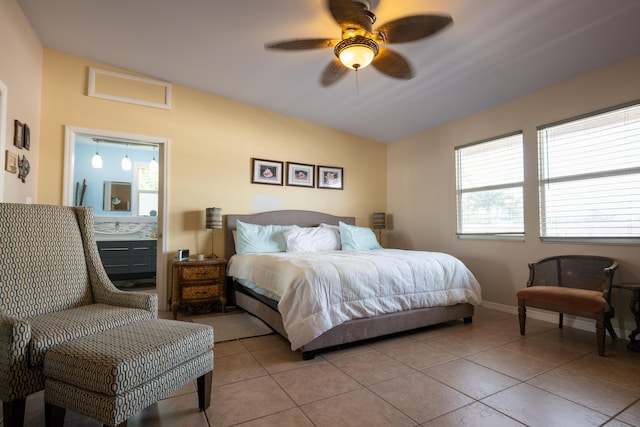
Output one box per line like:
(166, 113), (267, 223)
(97, 239), (156, 283)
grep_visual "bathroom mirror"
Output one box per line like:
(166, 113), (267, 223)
(103, 181), (131, 211)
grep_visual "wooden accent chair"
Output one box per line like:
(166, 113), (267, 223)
(517, 255), (618, 356)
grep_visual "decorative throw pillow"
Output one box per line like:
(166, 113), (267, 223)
(235, 220), (296, 254)
(338, 221), (382, 251)
(284, 226), (341, 253)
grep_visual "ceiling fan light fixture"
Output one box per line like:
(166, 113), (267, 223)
(335, 36), (379, 70)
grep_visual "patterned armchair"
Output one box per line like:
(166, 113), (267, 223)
(0, 203), (158, 426)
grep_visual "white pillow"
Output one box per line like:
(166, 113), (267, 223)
(235, 220), (296, 254)
(284, 226), (341, 253)
(338, 221), (382, 251)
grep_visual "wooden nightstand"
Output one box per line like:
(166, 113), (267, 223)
(171, 258), (227, 319)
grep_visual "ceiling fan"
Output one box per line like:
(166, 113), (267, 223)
(265, 0), (452, 87)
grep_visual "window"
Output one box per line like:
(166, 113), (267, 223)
(133, 163), (158, 216)
(538, 101), (640, 240)
(455, 132), (524, 237)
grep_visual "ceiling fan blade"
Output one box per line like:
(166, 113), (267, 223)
(371, 47), (414, 80)
(321, 58), (349, 87)
(265, 38), (337, 50)
(328, 0), (374, 32)
(376, 14), (452, 44)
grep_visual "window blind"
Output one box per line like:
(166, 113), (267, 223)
(455, 132), (524, 236)
(538, 101), (640, 239)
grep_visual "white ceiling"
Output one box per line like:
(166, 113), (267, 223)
(17, 0), (640, 143)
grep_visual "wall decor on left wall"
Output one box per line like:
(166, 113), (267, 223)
(4, 150), (17, 173)
(13, 120), (23, 149)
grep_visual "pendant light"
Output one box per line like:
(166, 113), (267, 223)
(121, 144), (132, 171)
(91, 139), (103, 169)
(149, 145), (158, 172)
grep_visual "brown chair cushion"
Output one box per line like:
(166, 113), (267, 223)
(517, 286), (609, 314)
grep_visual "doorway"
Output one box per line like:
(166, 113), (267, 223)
(63, 126), (170, 311)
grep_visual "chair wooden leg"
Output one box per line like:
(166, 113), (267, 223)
(596, 320), (605, 356)
(559, 312), (564, 329)
(45, 402), (65, 427)
(518, 304), (526, 335)
(3, 398), (26, 427)
(605, 317), (617, 341)
(197, 371), (212, 410)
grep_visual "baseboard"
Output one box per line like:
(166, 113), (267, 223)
(482, 300), (630, 338)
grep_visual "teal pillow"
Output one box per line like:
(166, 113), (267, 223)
(235, 220), (296, 254)
(338, 221), (382, 251)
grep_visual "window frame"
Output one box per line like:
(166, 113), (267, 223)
(455, 131), (525, 239)
(537, 99), (640, 243)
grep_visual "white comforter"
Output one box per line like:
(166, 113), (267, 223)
(228, 249), (482, 350)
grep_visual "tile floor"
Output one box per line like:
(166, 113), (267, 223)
(4, 307), (640, 426)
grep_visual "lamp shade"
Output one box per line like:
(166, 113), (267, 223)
(372, 212), (386, 229)
(206, 207), (222, 230)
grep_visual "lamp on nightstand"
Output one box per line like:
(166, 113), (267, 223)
(372, 212), (386, 242)
(205, 207), (222, 258)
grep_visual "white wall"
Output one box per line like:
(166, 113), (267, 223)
(0, 0), (42, 203)
(388, 56), (640, 334)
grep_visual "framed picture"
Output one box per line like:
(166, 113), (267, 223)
(317, 165), (344, 190)
(251, 158), (283, 185)
(22, 123), (30, 150)
(286, 162), (315, 188)
(13, 120), (23, 149)
(4, 150), (18, 174)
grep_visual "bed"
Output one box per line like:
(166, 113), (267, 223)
(225, 210), (482, 360)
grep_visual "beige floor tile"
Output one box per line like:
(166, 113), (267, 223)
(235, 408), (314, 427)
(127, 392), (209, 427)
(206, 376), (296, 427)
(562, 344), (640, 393)
(375, 339), (459, 370)
(252, 343), (323, 374)
(423, 359), (519, 399)
(616, 399), (640, 426)
(502, 336), (587, 364)
(214, 340), (249, 358)
(212, 352), (268, 386)
(369, 372), (473, 423)
(318, 341), (376, 361)
(331, 350), (416, 386)
(605, 420), (638, 427)
(423, 331), (510, 357)
(422, 402), (526, 427)
(531, 326), (607, 354)
(300, 388), (415, 427)
(240, 333), (289, 352)
(482, 383), (610, 426)
(467, 347), (557, 381)
(528, 367), (640, 416)
(272, 361), (361, 405)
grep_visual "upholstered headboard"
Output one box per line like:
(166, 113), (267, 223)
(224, 210), (355, 260)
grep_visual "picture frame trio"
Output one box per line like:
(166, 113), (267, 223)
(4, 119), (30, 176)
(251, 158), (344, 190)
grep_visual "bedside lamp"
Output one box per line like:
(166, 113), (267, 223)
(205, 207), (222, 258)
(372, 212), (386, 242)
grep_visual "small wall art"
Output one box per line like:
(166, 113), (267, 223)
(286, 162), (315, 188)
(251, 158), (283, 186)
(13, 120), (23, 149)
(18, 155), (30, 183)
(22, 123), (30, 150)
(4, 150), (17, 173)
(317, 165), (344, 190)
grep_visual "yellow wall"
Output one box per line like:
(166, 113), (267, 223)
(38, 50), (387, 258)
(0, 0), (42, 203)
(388, 56), (640, 332)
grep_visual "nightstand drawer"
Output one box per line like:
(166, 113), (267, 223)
(182, 284), (220, 300)
(180, 265), (223, 281)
